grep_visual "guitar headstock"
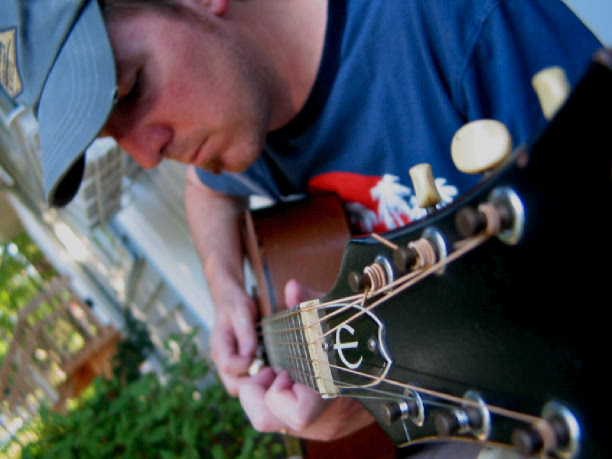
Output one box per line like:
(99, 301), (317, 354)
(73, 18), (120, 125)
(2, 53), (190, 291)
(310, 49), (612, 458)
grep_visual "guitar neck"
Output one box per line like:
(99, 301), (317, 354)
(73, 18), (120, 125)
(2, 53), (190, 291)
(261, 308), (316, 388)
(261, 301), (340, 398)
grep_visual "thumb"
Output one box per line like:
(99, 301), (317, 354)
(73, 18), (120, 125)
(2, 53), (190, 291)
(284, 279), (324, 308)
(233, 298), (259, 357)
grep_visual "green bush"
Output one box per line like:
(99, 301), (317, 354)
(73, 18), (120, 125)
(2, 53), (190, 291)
(9, 332), (284, 459)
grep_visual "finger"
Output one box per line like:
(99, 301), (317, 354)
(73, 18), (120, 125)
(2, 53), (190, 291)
(233, 309), (259, 357)
(265, 371), (329, 431)
(239, 368), (286, 433)
(284, 279), (324, 308)
(210, 325), (253, 375)
(218, 371), (250, 397)
(210, 325), (254, 395)
(249, 366), (277, 387)
(268, 369), (294, 391)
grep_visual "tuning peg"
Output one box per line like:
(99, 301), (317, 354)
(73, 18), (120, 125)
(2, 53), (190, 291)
(455, 201), (514, 238)
(392, 246), (419, 272)
(511, 402), (579, 457)
(531, 66), (571, 120)
(380, 391), (425, 427)
(512, 417), (570, 456)
(451, 120), (512, 175)
(348, 271), (370, 292)
(381, 399), (421, 425)
(434, 391), (491, 440)
(348, 260), (389, 292)
(435, 405), (485, 437)
(409, 163), (442, 213)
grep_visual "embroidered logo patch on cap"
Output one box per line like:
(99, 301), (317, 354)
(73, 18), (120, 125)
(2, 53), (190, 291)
(0, 28), (22, 97)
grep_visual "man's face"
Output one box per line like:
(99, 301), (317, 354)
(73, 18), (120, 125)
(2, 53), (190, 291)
(101, 6), (272, 174)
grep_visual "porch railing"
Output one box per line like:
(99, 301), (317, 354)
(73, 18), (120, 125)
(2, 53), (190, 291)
(0, 276), (120, 436)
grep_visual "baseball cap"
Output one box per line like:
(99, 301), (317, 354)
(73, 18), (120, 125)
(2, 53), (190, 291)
(1, 0), (117, 207)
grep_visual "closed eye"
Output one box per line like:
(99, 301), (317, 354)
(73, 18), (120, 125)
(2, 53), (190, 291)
(116, 70), (142, 109)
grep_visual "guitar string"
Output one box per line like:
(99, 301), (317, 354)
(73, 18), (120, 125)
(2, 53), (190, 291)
(258, 231), (490, 339)
(256, 232), (491, 375)
(254, 215), (543, 426)
(258, 200), (503, 345)
(256, 231), (490, 371)
(256, 231), (442, 333)
(267, 349), (542, 426)
(257, 262), (434, 337)
(314, 231), (490, 344)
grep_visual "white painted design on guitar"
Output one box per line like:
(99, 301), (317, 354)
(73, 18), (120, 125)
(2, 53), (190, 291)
(334, 324), (363, 370)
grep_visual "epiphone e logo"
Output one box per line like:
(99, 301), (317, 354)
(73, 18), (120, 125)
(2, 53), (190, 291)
(334, 324), (363, 370)
(324, 303), (392, 386)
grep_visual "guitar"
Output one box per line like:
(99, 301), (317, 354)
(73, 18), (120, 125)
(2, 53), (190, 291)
(243, 193), (398, 458)
(242, 48), (612, 458)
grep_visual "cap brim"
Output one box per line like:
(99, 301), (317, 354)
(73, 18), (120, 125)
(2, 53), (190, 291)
(37, 0), (117, 207)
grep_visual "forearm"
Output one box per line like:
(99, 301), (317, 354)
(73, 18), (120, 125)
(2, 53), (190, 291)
(184, 166), (249, 298)
(184, 166), (257, 340)
(185, 167), (258, 394)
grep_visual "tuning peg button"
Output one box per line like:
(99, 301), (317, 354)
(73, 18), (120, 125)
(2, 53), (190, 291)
(409, 163), (442, 211)
(451, 120), (512, 175)
(532, 66), (570, 120)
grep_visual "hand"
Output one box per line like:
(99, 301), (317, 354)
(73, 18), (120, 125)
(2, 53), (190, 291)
(240, 367), (373, 440)
(209, 280), (258, 396)
(238, 279), (375, 440)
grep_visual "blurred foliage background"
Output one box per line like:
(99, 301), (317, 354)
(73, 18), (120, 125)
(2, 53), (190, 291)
(1, 232), (284, 458)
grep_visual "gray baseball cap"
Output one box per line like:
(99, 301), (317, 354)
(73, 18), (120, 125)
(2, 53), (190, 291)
(1, 0), (117, 206)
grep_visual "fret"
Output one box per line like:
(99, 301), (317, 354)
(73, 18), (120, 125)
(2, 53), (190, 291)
(277, 313), (285, 371)
(262, 314), (278, 370)
(299, 300), (339, 398)
(276, 311), (287, 370)
(299, 314), (318, 391)
(291, 310), (318, 391)
(261, 308), (323, 393)
(294, 312), (310, 388)
(285, 313), (295, 379)
(296, 313), (307, 385)
(287, 313), (298, 383)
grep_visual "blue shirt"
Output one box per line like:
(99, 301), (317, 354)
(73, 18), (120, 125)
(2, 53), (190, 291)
(196, 0), (601, 233)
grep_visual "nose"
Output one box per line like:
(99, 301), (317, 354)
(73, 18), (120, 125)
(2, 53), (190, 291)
(103, 119), (173, 169)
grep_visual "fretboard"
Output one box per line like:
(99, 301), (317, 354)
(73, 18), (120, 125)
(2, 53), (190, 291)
(261, 308), (319, 391)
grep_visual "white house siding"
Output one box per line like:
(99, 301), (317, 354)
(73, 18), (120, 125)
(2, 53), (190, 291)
(1, 101), (212, 358)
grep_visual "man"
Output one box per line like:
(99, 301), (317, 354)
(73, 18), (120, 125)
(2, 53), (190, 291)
(1, 0), (602, 454)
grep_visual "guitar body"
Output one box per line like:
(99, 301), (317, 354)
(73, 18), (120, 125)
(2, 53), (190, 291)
(242, 193), (398, 458)
(242, 193), (350, 316)
(243, 49), (612, 458)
